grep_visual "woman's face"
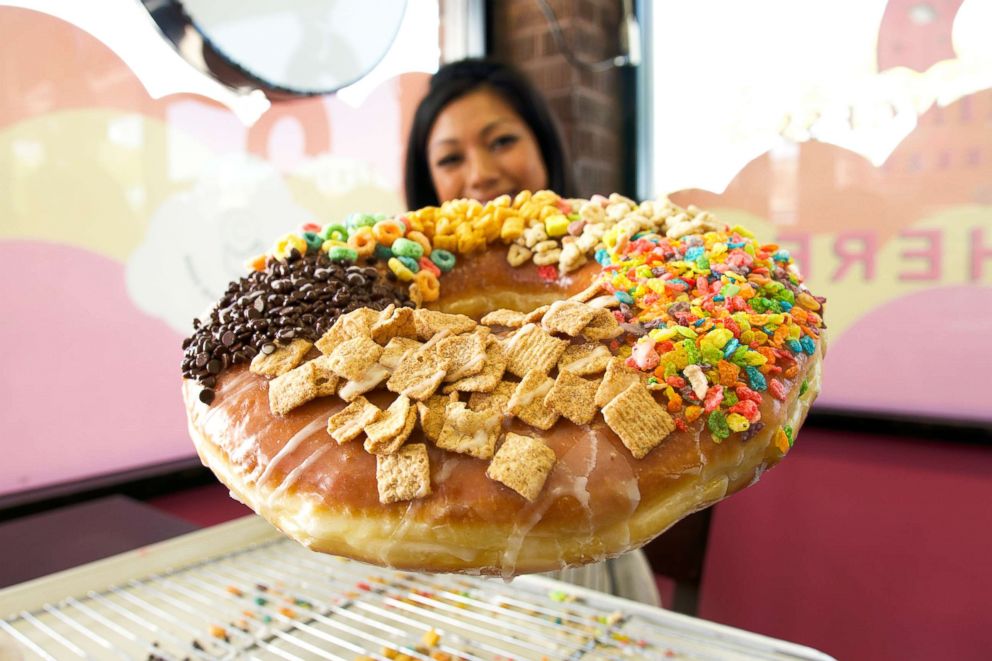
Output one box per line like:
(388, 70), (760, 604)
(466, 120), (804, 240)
(426, 88), (549, 204)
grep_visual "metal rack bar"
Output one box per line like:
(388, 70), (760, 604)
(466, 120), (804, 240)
(0, 618), (57, 661)
(41, 603), (124, 659)
(86, 589), (210, 660)
(16, 610), (87, 658)
(63, 596), (145, 648)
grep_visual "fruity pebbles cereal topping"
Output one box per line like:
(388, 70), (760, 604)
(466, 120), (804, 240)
(594, 221), (826, 445)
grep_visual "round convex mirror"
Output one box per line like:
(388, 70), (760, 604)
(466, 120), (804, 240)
(143, 0), (409, 96)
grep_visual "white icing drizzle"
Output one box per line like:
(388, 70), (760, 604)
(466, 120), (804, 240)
(432, 454), (463, 485)
(228, 433), (259, 466)
(562, 350), (605, 374)
(380, 503), (481, 564)
(255, 415), (328, 487)
(508, 379), (552, 411)
(586, 294), (619, 309)
(202, 370), (256, 425)
(266, 444), (331, 508)
(500, 500), (552, 579)
(465, 428), (489, 454)
(331, 413), (368, 444)
(379, 500), (416, 565)
(500, 432), (599, 578)
(338, 363), (389, 400)
(446, 347), (487, 381)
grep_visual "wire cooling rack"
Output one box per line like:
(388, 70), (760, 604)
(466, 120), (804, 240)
(0, 516), (833, 661)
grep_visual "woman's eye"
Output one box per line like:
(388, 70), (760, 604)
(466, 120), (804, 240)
(490, 134), (519, 151)
(436, 153), (463, 168)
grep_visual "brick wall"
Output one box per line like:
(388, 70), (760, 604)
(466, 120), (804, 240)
(490, 0), (629, 198)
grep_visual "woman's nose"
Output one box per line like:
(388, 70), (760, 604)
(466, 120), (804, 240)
(466, 149), (499, 193)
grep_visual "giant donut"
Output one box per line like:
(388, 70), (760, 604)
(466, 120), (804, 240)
(182, 192), (826, 576)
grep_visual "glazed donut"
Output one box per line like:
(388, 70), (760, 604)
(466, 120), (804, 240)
(181, 192), (826, 576)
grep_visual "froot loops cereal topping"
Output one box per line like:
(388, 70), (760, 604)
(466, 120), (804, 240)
(247, 190), (597, 303)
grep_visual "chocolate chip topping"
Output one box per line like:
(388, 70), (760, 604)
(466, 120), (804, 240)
(181, 251), (412, 397)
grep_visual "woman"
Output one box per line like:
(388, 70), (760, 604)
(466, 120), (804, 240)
(405, 58), (660, 607)
(405, 58), (575, 209)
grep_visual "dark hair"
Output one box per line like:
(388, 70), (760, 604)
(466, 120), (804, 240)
(404, 58), (576, 209)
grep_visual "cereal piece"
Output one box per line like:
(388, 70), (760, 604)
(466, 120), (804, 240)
(508, 371), (560, 430)
(507, 243), (532, 267)
(558, 343), (612, 376)
(416, 392), (458, 442)
(486, 433), (556, 501)
(380, 337), (423, 370)
(367, 405), (417, 456)
(595, 357), (643, 407)
(386, 343), (451, 400)
(268, 362), (318, 415)
(544, 370), (600, 425)
(522, 224), (548, 248)
(503, 323), (568, 377)
(326, 396), (381, 444)
(579, 199), (606, 223)
(371, 306), (417, 344)
(467, 380), (516, 413)
(309, 355), (340, 397)
(337, 364), (390, 402)
(412, 309), (476, 341)
(376, 443), (432, 504)
(480, 309), (528, 328)
(568, 281), (604, 303)
(575, 232), (599, 253)
(315, 308), (377, 354)
(533, 239), (559, 253)
(683, 364), (709, 400)
(250, 339), (313, 377)
(414, 269), (440, 303)
(541, 300), (597, 336)
(532, 248), (561, 266)
(326, 335), (384, 381)
(364, 395), (413, 454)
(435, 402), (500, 460)
(437, 332), (487, 382)
(602, 382), (676, 459)
(445, 337), (507, 393)
(580, 308), (622, 340)
(666, 215), (711, 240)
(430, 249), (457, 272)
(544, 213), (569, 237)
(407, 280), (425, 307)
(415, 309), (471, 338)
(558, 243), (586, 273)
(523, 305), (551, 324)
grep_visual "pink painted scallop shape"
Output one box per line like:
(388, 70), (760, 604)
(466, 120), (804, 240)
(0, 240), (191, 497)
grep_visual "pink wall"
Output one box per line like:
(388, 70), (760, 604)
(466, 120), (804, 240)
(699, 427), (992, 661)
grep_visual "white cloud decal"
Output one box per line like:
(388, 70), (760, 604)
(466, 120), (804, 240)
(126, 152), (401, 335)
(126, 154), (312, 334)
